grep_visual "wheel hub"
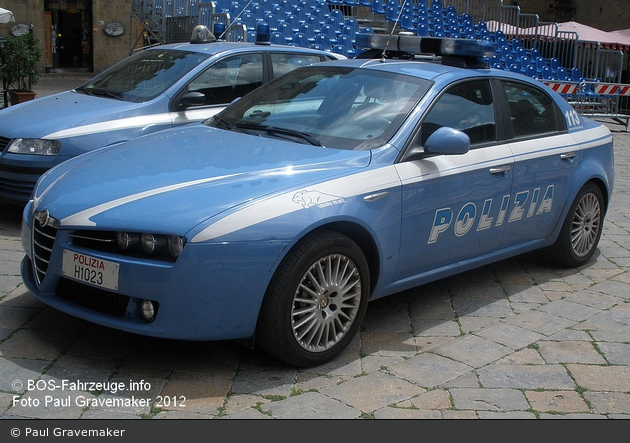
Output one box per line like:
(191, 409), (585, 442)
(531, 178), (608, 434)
(291, 253), (362, 353)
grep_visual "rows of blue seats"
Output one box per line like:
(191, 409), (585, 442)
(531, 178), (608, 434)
(373, 0), (485, 39)
(210, 0), (584, 83)
(487, 37), (585, 82)
(212, 0), (373, 56)
(370, 0), (584, 82)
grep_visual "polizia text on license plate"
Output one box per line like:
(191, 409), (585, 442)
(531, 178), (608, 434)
(62, 250), (120, 291)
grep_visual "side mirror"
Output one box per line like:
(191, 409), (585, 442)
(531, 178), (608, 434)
(402, 126), (470, 162)
(424, 127), (470, 155)
(179, 91), (206, 109)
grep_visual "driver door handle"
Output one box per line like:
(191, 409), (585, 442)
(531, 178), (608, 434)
(489, 165), (512, 176)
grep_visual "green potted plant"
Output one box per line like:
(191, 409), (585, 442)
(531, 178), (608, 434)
(0, 30), (43, 105)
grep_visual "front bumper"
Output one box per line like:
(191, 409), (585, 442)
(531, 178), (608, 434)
(0, 153), (71, 204)
(20, 222), (287, 341)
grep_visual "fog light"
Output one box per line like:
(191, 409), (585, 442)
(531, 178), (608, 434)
(141, 299), (157, 322)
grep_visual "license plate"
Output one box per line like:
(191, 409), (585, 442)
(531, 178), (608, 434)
(62, 250), (119, 291)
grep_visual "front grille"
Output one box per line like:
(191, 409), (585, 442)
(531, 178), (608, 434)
(0, 136), (11, 152)
(56, 278), (130, 317)
(32, 221), (57, 285)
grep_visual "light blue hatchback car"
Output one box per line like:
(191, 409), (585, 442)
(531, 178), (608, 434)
(21, 34), (614, 367)
(0, 26), (343, 205)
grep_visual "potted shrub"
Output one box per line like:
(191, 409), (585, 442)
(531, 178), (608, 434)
(0, 29), (43, 105)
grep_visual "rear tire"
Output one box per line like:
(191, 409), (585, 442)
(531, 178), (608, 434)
(548, 182), (604, 267)
(256, 230), (369, 367)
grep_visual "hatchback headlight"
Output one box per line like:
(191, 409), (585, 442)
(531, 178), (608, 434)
(7, 138), (61, 155)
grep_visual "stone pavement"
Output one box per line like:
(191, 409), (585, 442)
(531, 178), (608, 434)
(0, 73), (629, 419)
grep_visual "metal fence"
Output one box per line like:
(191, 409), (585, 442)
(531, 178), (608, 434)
(545, 79), (630, 130)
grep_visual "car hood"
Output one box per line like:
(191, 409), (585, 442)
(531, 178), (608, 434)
(33, 124), (372, 235)
(0, 91), (149, 138)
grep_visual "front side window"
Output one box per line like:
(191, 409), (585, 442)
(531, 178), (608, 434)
(502, 80), (559, 138)
(78, 49), (209, 103)
(188, 53), (264, 106)
(420, 79), (496, 146)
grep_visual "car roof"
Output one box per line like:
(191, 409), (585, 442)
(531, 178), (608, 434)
(309, 33), (555, 89)
(154, 40), (345, 58)
(315, 56), (553, 90)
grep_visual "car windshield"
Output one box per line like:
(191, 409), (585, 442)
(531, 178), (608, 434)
(76, 49), (209, 103)
(206, 66), (431, 151)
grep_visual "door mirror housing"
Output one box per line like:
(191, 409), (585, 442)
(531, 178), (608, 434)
(179, 91), (206, 109)
(424, 127), (470, 155)
(403, 126), (470, 162)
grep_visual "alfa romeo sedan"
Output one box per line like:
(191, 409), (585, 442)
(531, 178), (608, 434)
(0, 25), (343, 205)
(20, 34), (614, 367)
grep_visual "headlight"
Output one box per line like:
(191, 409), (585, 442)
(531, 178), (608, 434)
(117, 231), (186, 259)
(7, 138), (61, 155)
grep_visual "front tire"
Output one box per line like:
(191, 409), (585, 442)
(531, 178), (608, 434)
(548, 182), (605, 267)
(256, 230), (370, 367)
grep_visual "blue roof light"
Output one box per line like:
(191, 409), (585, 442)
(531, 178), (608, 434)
(255, 21), (271, 45)
(355, 33), (496, 66)
(213, 22), (226, 40)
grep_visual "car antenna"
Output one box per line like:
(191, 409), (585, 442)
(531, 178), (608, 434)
(216, 0), (256, 41)
(380, 0), (409, 63)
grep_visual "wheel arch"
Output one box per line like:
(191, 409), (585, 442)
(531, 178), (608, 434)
(303, 221), (381, 294)
(588, 176), (610, 214)
(248, 220), (381, 351)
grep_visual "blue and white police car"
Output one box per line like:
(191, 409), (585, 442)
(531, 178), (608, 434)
(20, 34), (614, 367)
(0, 25), (343, 205)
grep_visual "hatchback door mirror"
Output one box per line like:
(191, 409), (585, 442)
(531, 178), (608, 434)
(179, 91), (206, 109)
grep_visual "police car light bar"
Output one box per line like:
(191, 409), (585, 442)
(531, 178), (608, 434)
(355, 33), (496, 67)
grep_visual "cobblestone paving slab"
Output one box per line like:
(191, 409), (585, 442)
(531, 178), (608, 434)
(0, 112), (629, 419)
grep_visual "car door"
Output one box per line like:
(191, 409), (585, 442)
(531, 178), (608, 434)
(394, 79), (515, 280)
(499, 79), (576, 247)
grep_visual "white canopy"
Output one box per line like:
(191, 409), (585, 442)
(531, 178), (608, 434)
(0, 7), (15, 24)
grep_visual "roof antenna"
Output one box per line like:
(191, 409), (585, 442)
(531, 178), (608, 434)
(380, 0), (408, 62)
(218, 0), (256, 41)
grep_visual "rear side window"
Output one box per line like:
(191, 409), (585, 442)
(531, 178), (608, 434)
(501, 80), (559, 138)
(270, 53), (327, 78)
(420, 80), (496, 146)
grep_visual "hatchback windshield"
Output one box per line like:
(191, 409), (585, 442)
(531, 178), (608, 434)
(206, 66), (431, 151)
(76, 49), (209, 103)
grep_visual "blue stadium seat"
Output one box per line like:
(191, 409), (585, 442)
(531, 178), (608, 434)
(292, 32), (310, 48)
(270, 31), (287, 45)
(314, 32), (332, 50)
(332, 44), (348, 57)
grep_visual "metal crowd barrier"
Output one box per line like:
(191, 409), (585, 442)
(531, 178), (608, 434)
(544, 80), (630, 131)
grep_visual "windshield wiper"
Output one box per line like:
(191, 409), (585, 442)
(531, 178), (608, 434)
(82, 88), (125, 101)
(210, 115), (233, 129)
(209, 116), (255, 135)
(74, 86), (94, 96)
(234, 123), (324, 147)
